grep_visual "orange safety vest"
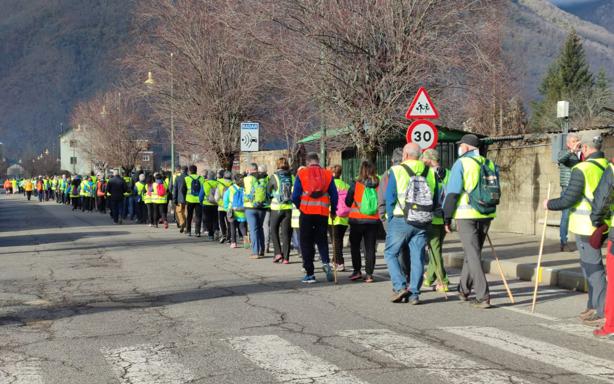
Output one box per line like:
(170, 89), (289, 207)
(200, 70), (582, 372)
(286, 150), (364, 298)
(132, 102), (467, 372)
(96, 181), (106, 197)
(297, 165), (333, 217)
(348, 181), (379, 221)
(36, 180), (43, 191)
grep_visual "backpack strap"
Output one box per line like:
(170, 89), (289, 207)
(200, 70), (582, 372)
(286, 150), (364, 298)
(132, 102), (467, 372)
(587, 159), (606, 172)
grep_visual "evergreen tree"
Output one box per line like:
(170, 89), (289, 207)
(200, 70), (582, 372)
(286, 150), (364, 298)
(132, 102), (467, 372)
(531, 30), (594, 131)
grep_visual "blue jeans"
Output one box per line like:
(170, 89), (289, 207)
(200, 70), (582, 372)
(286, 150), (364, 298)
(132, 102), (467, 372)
(384, 217), (427, 296)
(560, 208), (570, 246)
(245, 209), (266, 255)
(123, 195), (135, 220)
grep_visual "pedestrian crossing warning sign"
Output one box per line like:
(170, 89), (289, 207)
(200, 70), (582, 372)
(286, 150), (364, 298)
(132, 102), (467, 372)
(405, 87), (439, 120)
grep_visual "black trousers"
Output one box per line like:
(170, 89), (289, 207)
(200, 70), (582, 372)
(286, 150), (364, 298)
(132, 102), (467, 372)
(202, 205), (218, 236)
(230, 220), (247, 243)
(26, 191), (32, 200)
(156, 204), (168, 223)
(349, 222), (378, 275)
(328, 224), (348, 265)
(299, 214), (330, 276)
(147, 203), (156, 225)
(97, 197), (106, 213)
(186, 203), (202, 234)
(271, 209), (292, 260)
(218, 210), (230, 240)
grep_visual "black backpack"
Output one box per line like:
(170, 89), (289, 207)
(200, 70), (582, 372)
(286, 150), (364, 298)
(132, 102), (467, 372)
(189, 176), (201, 196)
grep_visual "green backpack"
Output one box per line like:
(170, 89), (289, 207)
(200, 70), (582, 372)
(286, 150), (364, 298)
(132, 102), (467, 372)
(249, 177), (269, 208)
(359, 186), (378, 216)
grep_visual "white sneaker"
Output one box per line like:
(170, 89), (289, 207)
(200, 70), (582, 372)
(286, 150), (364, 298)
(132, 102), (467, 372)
(336, 264), (345, 272)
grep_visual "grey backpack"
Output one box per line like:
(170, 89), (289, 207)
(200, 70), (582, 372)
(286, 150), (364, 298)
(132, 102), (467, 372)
(399, 164), (434, 228)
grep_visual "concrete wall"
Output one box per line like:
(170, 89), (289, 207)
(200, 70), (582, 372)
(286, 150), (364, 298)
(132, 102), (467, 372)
(488, 129), (614, 239)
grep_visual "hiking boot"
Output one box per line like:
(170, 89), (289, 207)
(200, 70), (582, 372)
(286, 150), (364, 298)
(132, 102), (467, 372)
(579, 308), (596, 320)
(390, 289), (409, 303)
(349, 271), (362, 281)
(408, 295), (420, 305)
(302, 275), (316, 284)
(336, 264), (345, 272)
(273, 255), (283, 263)
(470, 299), (492, 309)
(364, 275), (374, 283)
(583, 313), (605, 327)
(322, 264), (334, 282)
(593, 328), (614, 338)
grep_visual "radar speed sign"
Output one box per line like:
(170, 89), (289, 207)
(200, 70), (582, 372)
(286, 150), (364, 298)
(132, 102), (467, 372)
(406, 120), (438, 151)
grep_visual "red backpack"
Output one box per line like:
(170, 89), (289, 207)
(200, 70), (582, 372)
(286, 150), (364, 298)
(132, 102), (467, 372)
(302, 167), (328, 198)
(156, 183), (166, 198)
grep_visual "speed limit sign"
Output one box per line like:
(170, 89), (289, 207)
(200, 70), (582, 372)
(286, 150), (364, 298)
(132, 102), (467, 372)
(406, 120), (438, 150)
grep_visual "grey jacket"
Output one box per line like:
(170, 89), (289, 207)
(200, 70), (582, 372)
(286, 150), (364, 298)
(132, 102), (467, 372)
(173, 172), (188, 204)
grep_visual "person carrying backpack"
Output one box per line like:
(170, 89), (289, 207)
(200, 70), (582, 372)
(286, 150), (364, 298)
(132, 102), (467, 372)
(216, 170), (233, 243)
(346, 161), (380, 283)
(443, 134), (499, 309)
(200, 170), (219, 241)
(328, 165), (350, 272)
(227, 174), (247, 249)
(292, 152), (338, 284)
(384, 143), (437, 304)
(185, 165), (205, 237)
(244, 163), (270, 258)
(268, 158), (294, 264)
(153, 173), (169, 229)
(421, 149), (451, 293)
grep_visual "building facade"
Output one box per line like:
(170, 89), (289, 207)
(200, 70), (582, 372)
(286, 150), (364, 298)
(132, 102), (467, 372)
(59, 128), (93, 176)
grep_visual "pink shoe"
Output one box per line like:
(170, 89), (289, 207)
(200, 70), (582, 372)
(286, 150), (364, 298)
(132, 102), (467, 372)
(593, 328), (614, 338)
(230, 243), (237, 249)
(273, 255), (283, 263)
(282, 259), (290, 265)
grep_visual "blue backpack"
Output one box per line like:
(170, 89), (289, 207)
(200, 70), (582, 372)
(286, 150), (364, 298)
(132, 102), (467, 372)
(232, 186), (244, 211)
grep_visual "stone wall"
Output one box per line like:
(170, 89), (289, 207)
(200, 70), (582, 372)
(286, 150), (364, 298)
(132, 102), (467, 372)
(488, 129), (614, 239)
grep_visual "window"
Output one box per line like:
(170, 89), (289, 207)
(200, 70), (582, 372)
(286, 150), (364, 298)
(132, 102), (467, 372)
(142, 155), (150, 162)
(70, 157), (77, 165)
(69, 140), (77, 148)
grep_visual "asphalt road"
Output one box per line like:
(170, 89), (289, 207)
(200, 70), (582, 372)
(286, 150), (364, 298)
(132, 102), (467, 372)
(0, 193), (612, 384)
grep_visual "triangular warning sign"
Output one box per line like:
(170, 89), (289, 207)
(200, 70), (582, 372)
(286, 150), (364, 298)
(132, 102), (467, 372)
(405, 87), (439, 120)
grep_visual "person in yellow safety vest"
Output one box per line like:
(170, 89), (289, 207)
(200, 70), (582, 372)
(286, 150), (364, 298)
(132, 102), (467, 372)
(545, 134), (609, 326)
(384, 143), (437, 305)
(134, 174), (146, 223)
(216, 170), (233, 244)
(143, 175), (155, 226)
(185, 165), (205, 237)
(244, 163), (271, 258)
(70, 176), (82, 210)
(327, 164), (349, 271)
(442, 134), (497, 309)
(227, 173), (247, 248)
(421, 148), (451, 292)
(151, 173), (169, 229)
(201, 170), (219, 241)
(24, 178), (34, 200)
(268, 158), (295, 264)
(51, 176), (58, 201)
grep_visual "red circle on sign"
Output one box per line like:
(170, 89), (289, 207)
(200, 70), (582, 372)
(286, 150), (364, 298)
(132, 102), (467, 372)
(406, 120), (439, 151)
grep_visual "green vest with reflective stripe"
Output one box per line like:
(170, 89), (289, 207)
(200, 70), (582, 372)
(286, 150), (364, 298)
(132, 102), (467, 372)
(270, 174), (295, 211)
(291, 207), (300, 228)
(152, 182), (168, 204)
(217, 179), (233, 211)
(328, 178), (349, 226)
(390, 160), (437, 217)
(135, 181), (145, 201)
(143, 184), (153, 204)
(202, 180), (218, 206)
(185, 174), (204, 204)
(432, 168), (450, 225)
(569, 158), (609, 236)
(454, 156), (497, 220)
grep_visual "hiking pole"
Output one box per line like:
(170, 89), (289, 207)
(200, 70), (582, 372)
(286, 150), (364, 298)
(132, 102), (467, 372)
(486, 233), (515, 304)
(426, 244), (448, 300)
(331, 227), (338, 284)
(532, 182), (551, 313)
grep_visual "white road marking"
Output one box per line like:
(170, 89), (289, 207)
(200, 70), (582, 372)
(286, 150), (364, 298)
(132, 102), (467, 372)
(339, 329), (530, 384)
(501, 306), (559, 321)
(0, 352), (43, 384)
(101, 344), (194, 384)
(539, 323), (614, 345)
(444, 326), (614, 382)
(227, 334), (366, 384)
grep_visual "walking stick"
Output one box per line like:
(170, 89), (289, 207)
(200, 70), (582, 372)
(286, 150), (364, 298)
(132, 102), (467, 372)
(331, 227), (338, 284)
(532, 182), (551, 313)
(486, 233), (515, 304)
(426, 244), (448, 300)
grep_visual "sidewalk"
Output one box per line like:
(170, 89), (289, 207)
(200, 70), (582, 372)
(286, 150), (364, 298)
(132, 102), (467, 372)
(378, 231), (599, 292)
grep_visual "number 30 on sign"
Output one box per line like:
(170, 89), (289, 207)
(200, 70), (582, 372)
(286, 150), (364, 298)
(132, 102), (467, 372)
(406, 120), (438, 150)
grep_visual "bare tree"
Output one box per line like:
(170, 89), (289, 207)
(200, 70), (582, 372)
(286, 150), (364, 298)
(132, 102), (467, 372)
(127, 0), (271, 170)
(70, 89), (150, 172)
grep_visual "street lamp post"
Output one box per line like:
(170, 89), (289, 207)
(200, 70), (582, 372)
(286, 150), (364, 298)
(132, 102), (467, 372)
(557, 100), (570, 151)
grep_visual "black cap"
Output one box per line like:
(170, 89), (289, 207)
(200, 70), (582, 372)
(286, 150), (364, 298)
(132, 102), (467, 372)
(457, 134), (480, 148)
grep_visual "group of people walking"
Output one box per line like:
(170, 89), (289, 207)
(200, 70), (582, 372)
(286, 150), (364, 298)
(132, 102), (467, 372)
(6, 132), (613, 339)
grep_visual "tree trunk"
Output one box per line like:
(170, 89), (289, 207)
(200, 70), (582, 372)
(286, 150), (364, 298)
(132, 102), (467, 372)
(217, 151), (235, 171)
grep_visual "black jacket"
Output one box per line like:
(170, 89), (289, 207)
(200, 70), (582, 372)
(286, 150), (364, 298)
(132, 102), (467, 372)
(591, 165), (614, 240)
(548, 152), (606, 211)
(173, 172), (188, 204)
(106, 176), (128, 201)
